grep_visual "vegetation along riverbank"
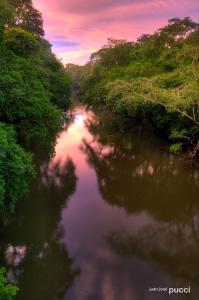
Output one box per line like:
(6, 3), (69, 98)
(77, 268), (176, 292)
(67, 17), (199, 161)
(0, 0), (72, 220)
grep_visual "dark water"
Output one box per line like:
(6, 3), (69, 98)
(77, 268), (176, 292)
(1, 105), (199, 300)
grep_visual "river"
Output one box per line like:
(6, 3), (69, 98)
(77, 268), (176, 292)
(0, 105), (199, 300)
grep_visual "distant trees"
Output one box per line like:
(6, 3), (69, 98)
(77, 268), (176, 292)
(66, 63), (92, 95)
(137, 17), (199, 58)
(158, 17), (199, 45)
(91, 38), (134, 67)
(78, 17), (199, 158)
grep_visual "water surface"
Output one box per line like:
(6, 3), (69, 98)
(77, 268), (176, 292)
(1, 105), (199, 300)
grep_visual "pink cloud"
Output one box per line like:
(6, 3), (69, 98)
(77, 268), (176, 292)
(33, 0), (199, 64)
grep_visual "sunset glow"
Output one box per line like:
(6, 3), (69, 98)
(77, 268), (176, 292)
(33, 0), (199, 65)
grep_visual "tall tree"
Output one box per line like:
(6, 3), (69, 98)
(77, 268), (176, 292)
(91, 38), (134, 67)
(10, 0), (44, 36)
(158, 17), (199, 47)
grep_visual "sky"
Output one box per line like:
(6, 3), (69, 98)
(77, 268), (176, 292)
(33, 0), (199, 65)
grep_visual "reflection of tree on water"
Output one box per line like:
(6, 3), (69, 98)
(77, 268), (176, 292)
(82, 116), (199, 222)
(108, 210), (199, 287)
(0, 157), (79, 300)
(27, 116), (74, 165)
(82, 114), (199, 290)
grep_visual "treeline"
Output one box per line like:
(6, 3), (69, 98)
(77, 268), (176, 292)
(0, 0), (71, 218)
(68, 17), (199, 158)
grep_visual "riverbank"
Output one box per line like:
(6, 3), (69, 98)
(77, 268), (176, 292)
(67, 18), (199, 160)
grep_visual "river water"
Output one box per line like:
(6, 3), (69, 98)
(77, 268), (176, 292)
(1, 105), (199, 300)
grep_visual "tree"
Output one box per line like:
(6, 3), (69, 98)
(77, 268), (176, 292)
(158, 17), (199, 48)
(3, 27), (39, 55)
(10, 0), (44, 36)
(91, 38), (134, 67)
(49, 72), (72, 110)
(0, 123), (35, 216)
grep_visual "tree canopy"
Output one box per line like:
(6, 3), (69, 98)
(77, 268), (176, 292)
(0, 0), (72, 218)
(77, 17), (199, 158)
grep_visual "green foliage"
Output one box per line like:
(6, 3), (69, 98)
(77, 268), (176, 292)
(0, 0), (72, 217)
(0, 0), (44, 37)
(0, 267), (18, 300)
(187, 28), (199, 45)
(169, 129), (188, 140)
(3, 27), (39, 55)
(158, 74), (183, 89)
(91, 38), (134, 67)
(11, 0), (44, 36)
(78, 17), (199, 157)
(0, 48), (62, 144)
(161, 59), (178, 72)
(0, 10), (71, 143)
(105, 80), (144, 117)
(0, 123), (35, 215)
(0, 0), (14, 42)
(49, 72), (72, 110)
(170, 143), (182, 154)
(0, 0), (14, 27)
(158, 17), (199, 47)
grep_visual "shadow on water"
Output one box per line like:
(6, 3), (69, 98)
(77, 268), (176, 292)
(0, 144), (79, 300)
(82, 109), (199, 221)
(80, 108), (199, 298)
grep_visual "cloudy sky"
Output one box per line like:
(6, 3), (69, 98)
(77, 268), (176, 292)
(33, 0), (199, 65)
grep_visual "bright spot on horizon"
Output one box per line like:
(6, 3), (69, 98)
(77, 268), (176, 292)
(75, 114), (87, 125)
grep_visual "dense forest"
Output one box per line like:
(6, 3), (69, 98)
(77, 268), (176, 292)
(67, 17), (199, 159)
(0, 0), (71, 220)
